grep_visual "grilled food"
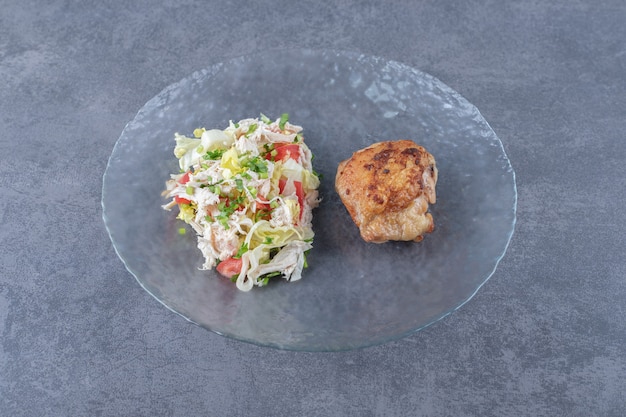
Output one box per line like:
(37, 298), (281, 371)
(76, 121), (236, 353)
(335, 140), (437, 243)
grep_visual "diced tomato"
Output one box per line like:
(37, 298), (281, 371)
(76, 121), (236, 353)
(175, 173), (192, 204)
(277, 144), (300, 161)
(178, 171), (191, 184)
(254, 195), (272, 220)
(174, 195), (192, 205)
(256, 195), (271, 211)
(278, 178), (287, 193)
(266, 143), (300, 162)
(294, 180), (304, 220)
(216, 257), (243, 278)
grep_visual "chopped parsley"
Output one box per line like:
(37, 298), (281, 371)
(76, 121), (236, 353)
(164, 114), (319, 291)
(235, 242), (249, 258)
(241, 155), (269, 178)
(204, 148), (226, 160)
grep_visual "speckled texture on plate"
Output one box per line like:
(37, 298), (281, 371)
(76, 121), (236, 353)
(102, 49), (516, 351)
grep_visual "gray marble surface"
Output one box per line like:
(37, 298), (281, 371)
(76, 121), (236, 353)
(1, 0), (625, 416)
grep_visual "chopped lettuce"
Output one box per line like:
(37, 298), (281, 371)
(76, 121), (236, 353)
(162, 114), (320, 291)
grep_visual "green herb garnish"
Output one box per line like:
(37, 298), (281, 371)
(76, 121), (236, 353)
(260, 113), (271, 124)
(258, 271), (282, 286)
(246, 123), (258, 137)
(235, 242), (249, 258)
(204, 148), (226, 160)
(241, 155), (269, 177)
(279, 113), (289, 130)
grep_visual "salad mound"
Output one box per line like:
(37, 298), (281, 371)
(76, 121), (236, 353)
(162, 114), (320, 291)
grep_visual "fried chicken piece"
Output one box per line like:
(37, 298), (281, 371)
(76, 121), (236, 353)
(335, 140), (437, 243)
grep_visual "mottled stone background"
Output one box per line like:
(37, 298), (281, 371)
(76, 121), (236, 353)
(1, 0), (625, 416)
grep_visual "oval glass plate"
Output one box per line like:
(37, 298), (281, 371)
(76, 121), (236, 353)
(102, 49), (516, 351)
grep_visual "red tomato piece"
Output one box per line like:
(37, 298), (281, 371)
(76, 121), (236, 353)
(276, 144), (300, 161)
(178, 171), (191, 184)
(294, 180), (304, 219)
(175, 195), (192, 205)
(216, 257), (243, 278)
(256, 195), (271, 211)
(266, 143), (300, 162)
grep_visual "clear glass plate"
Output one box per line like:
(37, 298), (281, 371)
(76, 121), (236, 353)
(102, 49), (516, 351)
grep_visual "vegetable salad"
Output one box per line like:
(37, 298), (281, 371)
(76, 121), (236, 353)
(162, 114), (320, 291)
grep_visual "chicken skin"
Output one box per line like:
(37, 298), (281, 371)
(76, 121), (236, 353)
(335, 140), (437, 243)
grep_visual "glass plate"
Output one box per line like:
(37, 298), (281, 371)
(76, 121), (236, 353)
(102, 49), (516, 351)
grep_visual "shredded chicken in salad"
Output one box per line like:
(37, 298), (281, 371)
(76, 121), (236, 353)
(162, 114), (320, 291)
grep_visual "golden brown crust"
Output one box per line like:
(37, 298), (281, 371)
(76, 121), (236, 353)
(335, 140), (437, 243)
